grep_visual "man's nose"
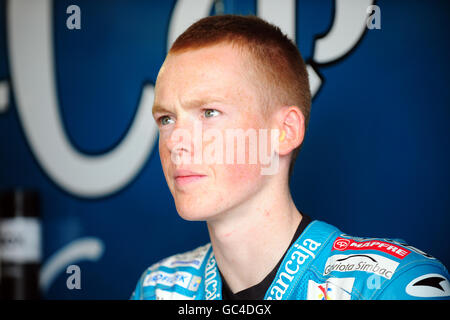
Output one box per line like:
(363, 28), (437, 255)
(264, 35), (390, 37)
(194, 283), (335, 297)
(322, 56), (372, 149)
(167, 129), (191, 156)
(166, 118), (199, 159)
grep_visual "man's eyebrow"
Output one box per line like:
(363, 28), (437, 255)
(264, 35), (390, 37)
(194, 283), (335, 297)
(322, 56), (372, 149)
(152, 96), (229, 114)
(152, 104), (167, 115)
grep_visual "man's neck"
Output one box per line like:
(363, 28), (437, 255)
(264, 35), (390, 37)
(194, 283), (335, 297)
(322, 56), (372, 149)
(206, 179), (302, 294)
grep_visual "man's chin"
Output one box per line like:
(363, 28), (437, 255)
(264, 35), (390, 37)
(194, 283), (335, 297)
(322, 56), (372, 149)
(175, 204), (214, 222)
(176, 210), (210, 222)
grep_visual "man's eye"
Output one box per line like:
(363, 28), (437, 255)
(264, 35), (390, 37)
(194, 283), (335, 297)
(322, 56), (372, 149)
(204, 109), (220, 118)
(159, 116), (174, 126)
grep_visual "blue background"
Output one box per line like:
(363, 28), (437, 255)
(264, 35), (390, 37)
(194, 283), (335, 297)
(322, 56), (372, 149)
(0, 0), (449, 299)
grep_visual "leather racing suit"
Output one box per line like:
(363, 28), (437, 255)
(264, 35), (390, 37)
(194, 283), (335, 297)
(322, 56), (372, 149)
(131, 220), (450, 300)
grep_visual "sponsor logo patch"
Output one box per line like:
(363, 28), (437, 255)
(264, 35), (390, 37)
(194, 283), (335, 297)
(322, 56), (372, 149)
(143, 270), (192, 289)
(188, 275), (202, 292)
(332, 237), (411, 259)
(204, 251), (220, 300)
(267, 238), (322, 300)
(324, 253), (399, 279)
(307, 278), (355, 300)
(406, 273), (450, 298)
(169, 259), (201, 268)
(164, 244), (210, 270)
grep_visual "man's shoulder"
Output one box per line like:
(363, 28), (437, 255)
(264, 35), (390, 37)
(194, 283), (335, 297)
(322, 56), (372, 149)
(146, 243), (212, 273)
(130, 243), (211, 300)
(316, 231), (450, 300)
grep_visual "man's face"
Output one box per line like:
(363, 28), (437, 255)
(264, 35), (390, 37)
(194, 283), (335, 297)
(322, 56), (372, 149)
(153, 43), (274, 221)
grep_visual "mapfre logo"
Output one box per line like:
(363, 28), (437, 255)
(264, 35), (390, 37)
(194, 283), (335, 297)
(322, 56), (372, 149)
(333, 238), (351, 251)
(332, 237), (411, 260)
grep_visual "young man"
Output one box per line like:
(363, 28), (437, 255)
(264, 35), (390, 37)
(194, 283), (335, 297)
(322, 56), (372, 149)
(131, 15), (449, 300)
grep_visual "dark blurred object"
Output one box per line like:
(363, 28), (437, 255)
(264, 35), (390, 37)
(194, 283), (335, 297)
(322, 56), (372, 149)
(0, 189), (41, 300)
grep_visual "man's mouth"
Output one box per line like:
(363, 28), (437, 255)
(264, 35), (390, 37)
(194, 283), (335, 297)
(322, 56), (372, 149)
(174, 169), (207, 186)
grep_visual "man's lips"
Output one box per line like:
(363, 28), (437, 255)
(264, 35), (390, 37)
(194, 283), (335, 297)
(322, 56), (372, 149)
(174, 170), (207, 186)
(174, 169), (206, 178)
(175, 175), (205, 185)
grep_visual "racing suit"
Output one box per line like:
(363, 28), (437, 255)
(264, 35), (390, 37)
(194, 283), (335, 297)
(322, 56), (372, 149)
(130, 220), (450, 300)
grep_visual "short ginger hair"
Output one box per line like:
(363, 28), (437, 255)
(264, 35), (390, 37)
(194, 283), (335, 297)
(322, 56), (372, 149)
(169, 14), (311, 177)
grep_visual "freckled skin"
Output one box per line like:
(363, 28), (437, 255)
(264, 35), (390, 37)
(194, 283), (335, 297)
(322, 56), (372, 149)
(153, 44), (274, 222)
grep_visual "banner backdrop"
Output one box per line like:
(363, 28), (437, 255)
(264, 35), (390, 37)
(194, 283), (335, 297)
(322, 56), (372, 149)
(0, 0), (449, 299)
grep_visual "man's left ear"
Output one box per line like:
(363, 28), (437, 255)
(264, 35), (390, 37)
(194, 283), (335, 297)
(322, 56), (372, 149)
(274, 106), (305, 156)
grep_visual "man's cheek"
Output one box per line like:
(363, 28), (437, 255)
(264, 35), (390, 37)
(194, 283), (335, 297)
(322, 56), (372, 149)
(221, 163), (261, 186)
(159, 145), (173, 184)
